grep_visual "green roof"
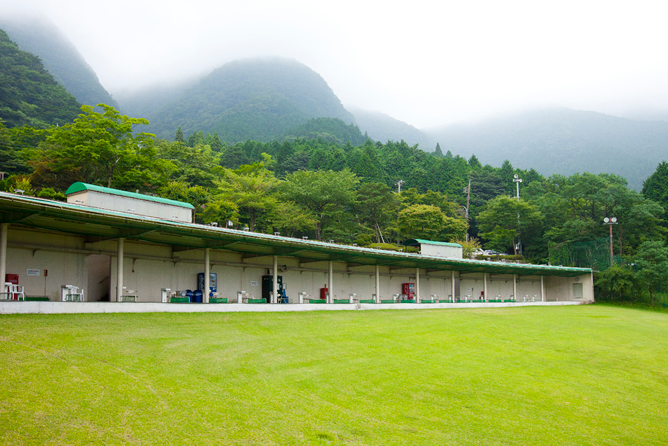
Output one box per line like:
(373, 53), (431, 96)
(0, 192), (592, 278)
(65, 182), (195, 209)
(404, 239), (463, 248)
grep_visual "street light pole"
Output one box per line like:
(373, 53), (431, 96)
(604, 217), (618, 266)
(513, 174), (523, 255)
(463, 178), (471, 241)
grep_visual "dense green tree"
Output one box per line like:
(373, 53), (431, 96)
(27, 104), (173, 191)
(355, 182), (399, 243)
(642, 161), (668, 227)
(397, 204), (448, 241)
(594, 266), (638, 301)
(477, 196), (544, 254)
(635, 241), (668, 306)
(215, 157), (280, 231)
(267, 201), (318, 237)
(280, 169), (359, 240)
(174, 126), (184, 143)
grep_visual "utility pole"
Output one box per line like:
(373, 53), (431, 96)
(463, 178), (471, 241)
(396, 179), (405, 194)
(513, 174), (523, 255)
(604, 217), (617, 266)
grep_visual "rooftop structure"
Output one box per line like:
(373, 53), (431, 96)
(404, 239), (463, 259)
(65, 182), (194, 223)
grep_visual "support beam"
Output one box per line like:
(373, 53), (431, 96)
(541, 275), (545, 302)
(451, 270), (456, 302)
(328, 261), (334, 304)
(204, 248), (211, 304)
(116, 238), (124, 302)
(375, 265), (381, 304)
(272, 255), (278, 304)
(513, 274), (517, 301)
(0, 223), (8, 294)
(483, 272), (488, 302)
(415, 268), (420, 303)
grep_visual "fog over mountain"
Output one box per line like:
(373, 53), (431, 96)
(347, 107), (435, 148)
(0, 16), (117, 110)
(1, 1), (667, 129)
(425, 108), (668, 190)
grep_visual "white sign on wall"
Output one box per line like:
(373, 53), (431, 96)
(27, 269), (40, 276)
(251, 281), (259, 286)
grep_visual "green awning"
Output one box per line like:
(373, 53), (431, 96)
(0, 192), (591, 278)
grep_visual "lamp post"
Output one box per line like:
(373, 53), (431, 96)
(463, 178), (471, 241)
(513, 174), (523, 255)
(604, 217), (617, 266)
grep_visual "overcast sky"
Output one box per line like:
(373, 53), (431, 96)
(2, 0), (668, 128)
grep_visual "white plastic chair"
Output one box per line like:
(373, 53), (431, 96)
(7, 284), (25, 301)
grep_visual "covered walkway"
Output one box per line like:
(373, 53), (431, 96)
(0, 191), (594, 312)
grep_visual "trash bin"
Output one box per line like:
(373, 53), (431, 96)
(186, 289), (194, 302)
(194, 290), (203, 303)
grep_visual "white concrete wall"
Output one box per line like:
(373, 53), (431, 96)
(6, 228), (87, 300)
(545, 273), (594, 303)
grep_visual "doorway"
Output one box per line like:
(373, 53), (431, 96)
(87, 255), (111, 301)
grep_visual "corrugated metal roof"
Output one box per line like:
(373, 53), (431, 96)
(65, 182), (195, 209)
(0, 192), (591, 277)
(404, 239), (463, 248)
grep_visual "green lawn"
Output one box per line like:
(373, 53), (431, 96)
(1, 304), (667, 445)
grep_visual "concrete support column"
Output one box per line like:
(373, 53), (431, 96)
(375, 265), (380, 304)
(415, 268), (420, 303)
(0, 223), (8, 294)
(116, 238), (124, 302)
(204, 248), (210, 304)
(328, 261), (334, 303)
(272, 255), (278, 304)
(541, 275), (545, 302)
(513, 274), (517, 301)
(451, 270), (456, 302)
(483, 273), (488, 302)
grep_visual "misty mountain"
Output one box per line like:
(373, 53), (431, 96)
(0, 17), (118, 109)
(0, 29), (80, 128)
(425, 108), (668, 190)
(114, 81), (196, 125)
(148, 58), (355, 143)
(348, 106), (435, 148)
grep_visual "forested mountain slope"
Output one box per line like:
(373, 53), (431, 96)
(148, 58), (355, 143)
(426, 108), (668, 190)
(281, 117), (367, 145)
(0, 17), (118, 109)
(0, 29), (80, 128)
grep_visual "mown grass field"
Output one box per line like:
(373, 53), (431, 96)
(1, 304), (667, 445)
